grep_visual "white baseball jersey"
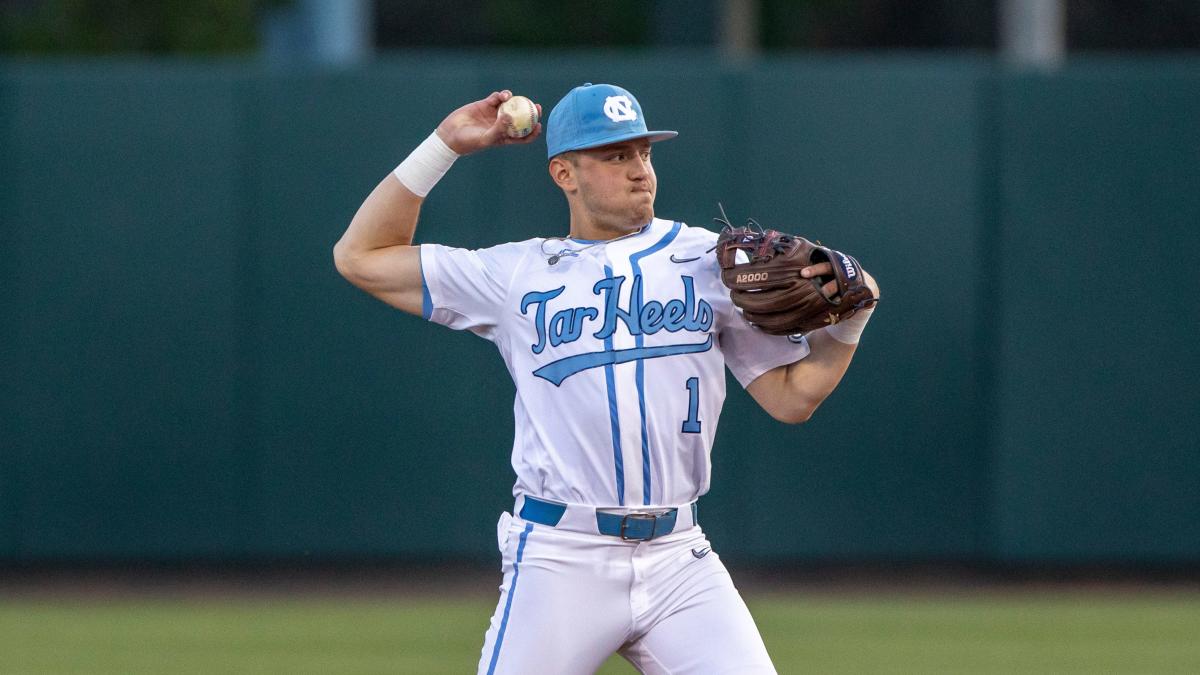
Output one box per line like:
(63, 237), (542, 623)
(419, 217), (809, 508)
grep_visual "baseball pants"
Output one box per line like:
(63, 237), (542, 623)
(477, 511), (777, 675)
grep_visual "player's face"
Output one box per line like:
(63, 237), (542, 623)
(572, 139), (656, 236)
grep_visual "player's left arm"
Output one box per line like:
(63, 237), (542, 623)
(745, 268), (880, 424)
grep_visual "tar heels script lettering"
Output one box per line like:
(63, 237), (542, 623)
(520, 275), (714, 386)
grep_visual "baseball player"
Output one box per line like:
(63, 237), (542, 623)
(334, 83), (878, 674)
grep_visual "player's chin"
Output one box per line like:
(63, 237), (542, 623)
(629, 194), (654, 221)
(630, 205), (654, 226)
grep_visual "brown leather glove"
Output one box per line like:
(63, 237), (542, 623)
(714, 216), (877, 336)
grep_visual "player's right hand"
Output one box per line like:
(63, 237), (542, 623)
(436, 90), (543, 155)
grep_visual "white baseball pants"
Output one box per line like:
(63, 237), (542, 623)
(477, 511), (777, 674)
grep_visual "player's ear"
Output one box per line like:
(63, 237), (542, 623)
(548, 154), (577, 192)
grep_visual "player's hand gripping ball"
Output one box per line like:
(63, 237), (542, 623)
(499, 95), (540, 138)
(713, 209), (878, 336)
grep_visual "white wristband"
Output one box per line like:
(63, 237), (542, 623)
(824, 306), (875, 345)
(393, 131), (459, 197)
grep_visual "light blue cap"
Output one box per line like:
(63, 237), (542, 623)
(546, 83), (678, 160)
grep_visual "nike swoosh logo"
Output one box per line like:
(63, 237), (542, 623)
(691, 546), (711, 559)
(670, 255), (700, 264)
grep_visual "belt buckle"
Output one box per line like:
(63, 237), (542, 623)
(619, 512), (660, 541)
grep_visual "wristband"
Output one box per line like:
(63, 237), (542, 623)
(824, 306), (874, 345)
(393, 131), (459, 197)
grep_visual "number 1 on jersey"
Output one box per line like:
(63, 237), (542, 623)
(682, 377), (702, 433)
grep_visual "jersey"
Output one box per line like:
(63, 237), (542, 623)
(419, 217), (810, 508)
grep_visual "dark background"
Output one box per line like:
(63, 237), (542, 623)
(1, 1), (1197, 570)
(3, 0), (1199, 53)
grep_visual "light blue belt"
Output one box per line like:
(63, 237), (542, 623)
(519, 496), (698, 541)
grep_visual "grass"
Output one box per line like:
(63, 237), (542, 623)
(0, 592), (1198, 673)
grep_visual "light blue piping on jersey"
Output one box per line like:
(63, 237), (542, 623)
(487, 522), (534, 675)
(627, 220), (683, 505)
(418, 247), (433, 320)
(602, 264), (626, 505)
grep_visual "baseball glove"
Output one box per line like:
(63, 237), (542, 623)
(713, 209), (877, 336)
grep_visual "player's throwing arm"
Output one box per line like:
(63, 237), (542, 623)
(332, 90), (542, 314)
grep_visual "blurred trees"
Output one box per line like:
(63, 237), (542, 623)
(1, 0), (1196, 55)
(376, 0), (1197, 51)
(0, 0), (285, 54)
(760, 0), (997, 49)
(375, 0), (649, 49)
(1067, 0), (1200, 50)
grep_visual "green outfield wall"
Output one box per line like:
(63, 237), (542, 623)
(1, 55), (1197, 564)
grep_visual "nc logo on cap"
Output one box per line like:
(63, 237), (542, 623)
(603, 96), (638, 123)
(545, 83), (678, 159)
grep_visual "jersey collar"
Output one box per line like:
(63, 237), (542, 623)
(567, 218), (660, 244)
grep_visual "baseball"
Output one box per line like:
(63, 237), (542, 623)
(499, 95), (539, 138)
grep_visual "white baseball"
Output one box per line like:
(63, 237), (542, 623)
(499, 95), (539, 138)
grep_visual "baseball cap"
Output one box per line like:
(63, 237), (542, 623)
(545, 83), (678, 160)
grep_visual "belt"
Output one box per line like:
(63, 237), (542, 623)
(517, 495), (698, 541)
